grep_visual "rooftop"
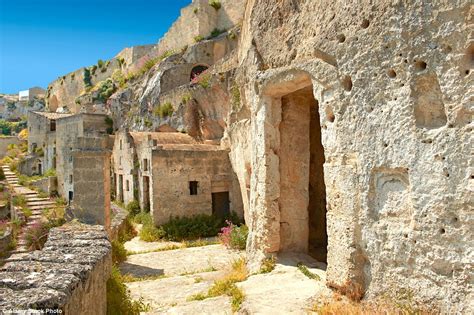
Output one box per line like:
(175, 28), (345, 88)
(31, 111), (74, 120)
(129, 132), (196, 145)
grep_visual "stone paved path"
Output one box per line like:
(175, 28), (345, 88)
(3, 165), (57, 255)
(122, 237), (330, 314)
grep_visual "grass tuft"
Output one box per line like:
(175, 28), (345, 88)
(297, 262), (321, 280)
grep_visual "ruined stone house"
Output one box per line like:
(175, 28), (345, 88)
(111, 131), (195, 206)
(24, 111), (73, 176)
(112, 130), (243, 224)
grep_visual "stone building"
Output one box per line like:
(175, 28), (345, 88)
(55, 113), (109, 201)
(150, 143), (243, 225)
(25, 111), (73, 175)
(112, 130), (243, 224)
(18, 87), (46, 102)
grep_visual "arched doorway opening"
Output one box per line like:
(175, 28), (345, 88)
(190, 65), (209, 82)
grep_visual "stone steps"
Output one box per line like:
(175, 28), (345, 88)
(26, 201), (56, 206)
(28, 205), (55, 211)
(26, 197), (51, 202)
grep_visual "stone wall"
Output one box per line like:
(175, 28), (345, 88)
(56, 113), (108, 199)
(0, 137), (22, 158)
(0, 224), (111, 314)
(154, 0), (245, 58)
(112, 131), (137, 206)
(0, 227), (11, 256)
(235, 0), (473, 312)
(72, 137), (111, 229)
(29, 176), (57, 195)
(151, 145), (243, 225)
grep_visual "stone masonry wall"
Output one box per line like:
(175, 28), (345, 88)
(151, 146), (243, 225)
(0, 137), (22, 158)
(0, 224), (111, 314)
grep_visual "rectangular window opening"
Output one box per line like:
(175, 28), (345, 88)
(189, 181), (198, 195)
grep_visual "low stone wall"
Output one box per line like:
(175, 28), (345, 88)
(0, 227), (11, 256)
(0, 137), (22, 158)
(30, 176), (57, 194)
(0, 224), (111, 314)
(0, 201), (8, 220)
(110, 204), (129, 241)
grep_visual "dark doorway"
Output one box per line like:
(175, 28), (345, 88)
(143, 176), (150, 212)
(118, 175), (124, 203)
(212, 192), (230, 219)
(38, 162), (42, 175)
(68, 191), (73, 203)
(308, 95), (327, 263)
(190, 65), (208, 81)
(279, 85), (327, 262)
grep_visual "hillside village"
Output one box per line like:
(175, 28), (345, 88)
(0, 0), (473, 314)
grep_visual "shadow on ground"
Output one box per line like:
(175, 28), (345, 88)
(119, 262), (164, 277)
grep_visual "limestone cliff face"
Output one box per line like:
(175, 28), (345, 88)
(233, 0), (473, 312)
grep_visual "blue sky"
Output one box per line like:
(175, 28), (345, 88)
(0, 0), (191, 94)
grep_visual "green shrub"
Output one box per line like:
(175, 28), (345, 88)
(12, 195), (27, 207)
(23, 207), (32, 218)
(297, 262), (321, 280)
(112, 239), (127, 264)
(144, 118), (153, 128)
(153, 102), (174, 118)
(161, 214), (222, 241)
(197, 73), (212, 88)
(230, 225), (248, 250)
(118, 216), (136, 243)
(208, 0), (221, 10)
(93, 78), (117, 103)
(83, 68), (92, 88)
(181, 94), (192, 104)
(112, 69), (127, 88)
(159, 50), (175, 60)
(260, 256), (276, 274)
(23, 221), (49, 250)
(0, 167), (5, 180)
(194, 35), (204, 43)
(44, 168), (56, 177)
(231, 85), (241, 109)
(193, 8), (198, 14)
(209, 28), (226, 39)
(107, 266), (150, 315)
(97, 59), (105, 68)
(126, 200), (141, 217)
(133, 212), (152, 225)
(139, 224), (165, 242)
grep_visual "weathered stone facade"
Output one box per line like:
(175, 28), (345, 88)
(72, 137), (111, 229)
(226, 0), (473, 312)
(151, 143), (243, 225)
(55, 113), (108, 200)
(25, 111), (73, 175)
(0, 136), (23, 159)
(0, 224), (111, 314)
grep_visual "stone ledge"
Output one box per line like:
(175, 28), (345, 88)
(0, 224), (111, 312)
